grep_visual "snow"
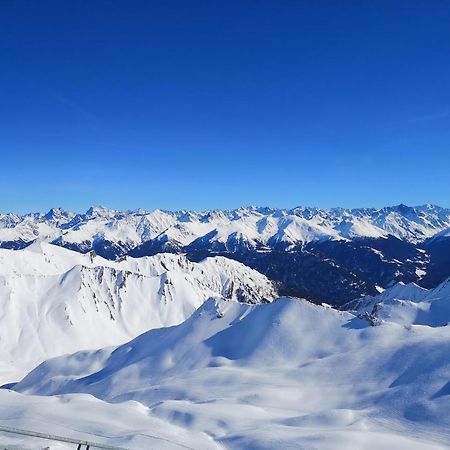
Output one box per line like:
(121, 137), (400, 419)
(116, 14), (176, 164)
(416, 268), (427, 278)
(344, 277), (450, 327)
(334, 217), (387, 239)
(1, 204), (450, 254)
(426, 226), (450, 241)
(0, 243), (276, 383)
(7, 297), (450, 449)
(1, 207), (450, 449)
(0, 390), (218, 449)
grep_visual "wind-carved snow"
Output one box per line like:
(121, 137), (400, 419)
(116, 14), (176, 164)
(0, 242), (276, 382)
(11, 297), (450, 449)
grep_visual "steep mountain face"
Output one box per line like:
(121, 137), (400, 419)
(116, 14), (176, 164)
(0, 243), (276, 383)
(1, 204), (449, 305)
(420, 233), (450, 287)
(14, 297), (450, 449)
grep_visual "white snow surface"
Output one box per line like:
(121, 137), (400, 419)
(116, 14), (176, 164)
(0, 243), (276, 383)
(5, 297), (450, 449)
(344, 277), (450, 327)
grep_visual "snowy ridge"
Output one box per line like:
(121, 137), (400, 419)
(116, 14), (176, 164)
(430, 226), (450, 241)
(343, 276), (450, 327)
(0, 243), (276, 382)
(1, 204), (449, 255)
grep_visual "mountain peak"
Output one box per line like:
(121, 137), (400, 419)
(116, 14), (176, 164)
(85, 205), (117, 218)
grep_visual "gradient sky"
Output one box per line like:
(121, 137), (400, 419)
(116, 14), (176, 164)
(1, 1), (449, 214)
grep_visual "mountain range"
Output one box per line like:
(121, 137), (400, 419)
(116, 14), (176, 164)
(1, 204), (450, 305)
(1, 204), (450, 448)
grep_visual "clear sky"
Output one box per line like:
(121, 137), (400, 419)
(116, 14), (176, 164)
(1, 1), (449, 213)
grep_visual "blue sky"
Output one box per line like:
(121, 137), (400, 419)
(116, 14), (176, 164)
(1, 1), (449, 213)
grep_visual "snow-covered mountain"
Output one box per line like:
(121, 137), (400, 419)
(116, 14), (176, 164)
(12, 296), (450, 449)
(0, 243), (276, 382)
(343, 276), (450, 327)
(1, 207), (450, 449)
(1, 204), (450, 305)
(1, 204), (449, 252)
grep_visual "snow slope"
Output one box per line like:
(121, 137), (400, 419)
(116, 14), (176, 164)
(0, 389), (219, 449)
(343, 277), (450, 327)
(0, 243), (276, 383)
(11, 297), (450, 449)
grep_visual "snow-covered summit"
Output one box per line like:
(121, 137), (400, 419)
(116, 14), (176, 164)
(1, 204), (449, 256)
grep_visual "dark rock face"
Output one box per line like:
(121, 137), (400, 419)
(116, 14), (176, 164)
(51, 238), (93, 254)
(50, 238), (132, 260)
(420, 236), (450, 288)
(305, 236), (428, 289)
(157, 238), (419, 305)
(92, 240), (134, 260)
(0, 240), (33, 250)
(128, 236), (183, 258)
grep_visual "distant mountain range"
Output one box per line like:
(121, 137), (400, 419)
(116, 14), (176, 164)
(1, 204), (450, 305)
